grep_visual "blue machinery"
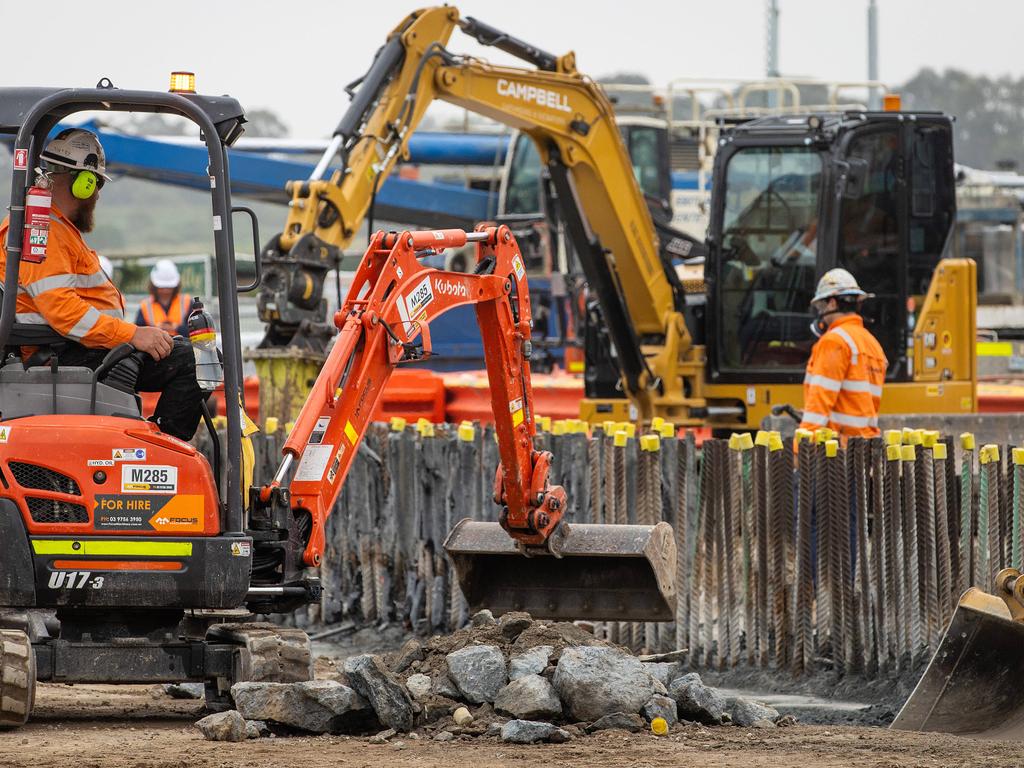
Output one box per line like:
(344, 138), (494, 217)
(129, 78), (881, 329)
(87, 124), (507, 229)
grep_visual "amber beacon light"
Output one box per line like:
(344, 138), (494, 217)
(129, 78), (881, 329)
(169, 71), (196, 94)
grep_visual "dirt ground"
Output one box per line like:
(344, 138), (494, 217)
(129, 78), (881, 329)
(3, 682), (1024, 768)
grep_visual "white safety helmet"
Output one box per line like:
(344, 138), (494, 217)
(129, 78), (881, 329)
(40, 128), (111, 180)
(811, 268), (870, 305)
(150, 259), (181, 289)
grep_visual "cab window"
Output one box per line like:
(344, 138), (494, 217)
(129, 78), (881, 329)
(503, 134), (542, 215)
(716, 146), (821, 371)
(625, 126), (663, 199)
(837, 127), (902, 376)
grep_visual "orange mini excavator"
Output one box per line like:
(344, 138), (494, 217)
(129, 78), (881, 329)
(0, 82), (673, 727)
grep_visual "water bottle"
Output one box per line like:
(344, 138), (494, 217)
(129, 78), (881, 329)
(187, 297), (223, 392)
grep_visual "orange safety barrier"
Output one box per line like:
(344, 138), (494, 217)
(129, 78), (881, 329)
(372, 368), (446, 423)
(978, 383), (1024, 413)
(139, 367), (720, 435)
(443, 370), (584, 424)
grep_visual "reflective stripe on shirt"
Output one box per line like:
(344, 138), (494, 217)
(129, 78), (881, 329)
(830, 326), (859, 365)
(804, 372), (882, 398)
(802, 410), (829, 426)
(20, 270), (109, 297)
(840, 379), (883, 397)
(66, 306), (102, 340)
(829, 411), (878, 428)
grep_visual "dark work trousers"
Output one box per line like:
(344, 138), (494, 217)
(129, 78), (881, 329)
(52, 336), (206, 441)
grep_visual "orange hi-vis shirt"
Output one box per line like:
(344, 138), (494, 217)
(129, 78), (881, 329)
(0, 207), (135, 348)
(799, 314), (887, 439)
(139, 293), (191, 328)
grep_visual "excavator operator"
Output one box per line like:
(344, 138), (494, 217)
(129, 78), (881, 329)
(798, 268), (887, 439)
(0, 128), (206, 441)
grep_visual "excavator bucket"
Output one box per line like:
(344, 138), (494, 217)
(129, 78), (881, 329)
(444, 520), (676, 622)
(892, 587), (1024, 737)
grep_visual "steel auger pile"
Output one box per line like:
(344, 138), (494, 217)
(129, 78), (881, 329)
(218, 420), (1020, 679)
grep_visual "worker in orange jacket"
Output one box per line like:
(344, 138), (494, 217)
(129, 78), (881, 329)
(798, 268), (887, 439)
(135, 259), (191, 337)
(0, 128), (206, 441)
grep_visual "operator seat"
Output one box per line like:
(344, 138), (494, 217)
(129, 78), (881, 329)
(0, 321), (142, 420)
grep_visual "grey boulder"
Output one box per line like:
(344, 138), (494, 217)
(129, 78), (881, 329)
(669, 676), (728, 725)
(432, 671), (462, 700)
(732, 697), (780, 727)
(509, 646), (552, 680)
(405, 673), (432, 702)
(642, 694), (678, 726)
(497, 612), (534, 641)
(552, 646), (655, 721)
(445, 645), (507, 704)
(493, 674), (562, 720)
(165, 682), (204, 700)
(245, 719), (270, 739)
(196, 710), (247, 742)
(344, 654), (415, 732)
(500, 719), (571, 744)
(642, 662), (680, 688)
(231, 680), (375, 734)
(471, 609), (496, 627)
(392, 638), (425, 674)
(585, 712), (644, 733)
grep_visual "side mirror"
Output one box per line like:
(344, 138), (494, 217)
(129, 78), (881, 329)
(842, 157), (869, 199)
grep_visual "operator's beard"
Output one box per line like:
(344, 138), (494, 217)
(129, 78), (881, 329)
(70, 197), (97, 232)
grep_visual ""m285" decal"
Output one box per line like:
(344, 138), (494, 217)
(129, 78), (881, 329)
(121, 465), (178, 494)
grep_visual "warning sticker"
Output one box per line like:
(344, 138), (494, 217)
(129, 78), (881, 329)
(94, 494), (203, 532)
(121, 465), (178, 494)
(230, 541), (252, 557)
(405, 275), (434, 320)
(512, 255), (526, 281)
(432, 230), (445, 240)
(309, 417), (331, 445)
(294, 444), (334, 483)
(113, 448), (146, 461)
(510, 398), (524, 428)
(13, 149), (27, 170)
(0, 426), (11, 443)
(327, 446), (345, 484)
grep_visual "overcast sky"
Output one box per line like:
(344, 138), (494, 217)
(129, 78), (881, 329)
(3, 0), (1022, 136)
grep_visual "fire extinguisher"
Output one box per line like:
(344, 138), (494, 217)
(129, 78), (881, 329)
(22, 179), (52, 264)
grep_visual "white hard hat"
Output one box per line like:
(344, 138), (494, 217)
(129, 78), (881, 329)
(98, 255), (114, 277)
(40, 128), (111, 180)
(812, 268), (870, 304)
(150, 259), (181, 288)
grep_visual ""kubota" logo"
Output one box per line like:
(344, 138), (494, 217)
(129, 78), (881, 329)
(496, 78), (571, 113)
(433, 278), (468, 298)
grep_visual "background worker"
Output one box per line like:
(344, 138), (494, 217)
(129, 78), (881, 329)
(0, 128), (206, 441)
(799, 268), (887, 439)
(136, 259), (191, 337)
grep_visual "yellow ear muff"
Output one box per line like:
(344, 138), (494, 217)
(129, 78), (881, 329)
(72, 170), (97, 200)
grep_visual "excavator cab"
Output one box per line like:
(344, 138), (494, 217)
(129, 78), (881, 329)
(702, 111), (972, 428)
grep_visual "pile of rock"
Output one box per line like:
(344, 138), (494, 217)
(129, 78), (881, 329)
(194, 611), (788, 742)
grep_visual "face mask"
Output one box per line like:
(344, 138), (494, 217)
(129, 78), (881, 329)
(809, 306), (833, 338)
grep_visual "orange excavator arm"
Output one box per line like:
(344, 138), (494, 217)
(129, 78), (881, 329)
(259, 225), (566, 567)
